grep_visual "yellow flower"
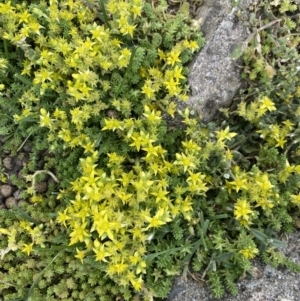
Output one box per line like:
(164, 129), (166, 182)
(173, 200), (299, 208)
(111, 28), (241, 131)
(182, 139), (201, 153)
(291, 194), (300, 206)
(282, 119), (294, 131)
(172, 65), (185, 80)
(101, 118), (123, 131)
(143, 105), (161, 123)
(120, 23), (136, 37)
(131, 4), (142, 18)
(22, 243), (34, 256)
(275, 136), (287, 148)
(52, 108), (66, 120)
(58, 129), (72, 142)
(19, 220), (33, 232)
(166, 49), (181, 66)
(238, 218), (252, 227)
(31, 195), (44, 203)
(79, 83), (92, 97)
(239, 246), (258, 259)
(215, 126), (237, 143)
(151, 187), (169, 203)
(108, 152), (125, 165)
(39, 108), (53, 129)
(106, 0), (118, 13)
(255, 173), (273, 191)
(0, 1), (15, 14)
(129, 227), (146, 242)
(139, 66), (148, 77)
(93, 240), (112, 262)
(163, 77), (181, 96)
(141, 80), (156, 99)
(129, 134), (144, 151)
(28, 20), (44, 35)
(144, 208), (171, 229)
(149, 67), (163, 79)
(227, 175), (248, 193)
(91, 213), (117, 241)
(34, 68), (53, 84)
(142, 143), (159, 158)
(258, 96), (276, 111)
(69, 222), (90, 245)
(158, 49), (166, 60)
(255, 198), (274, 210)
(234, 199), (253, 222)
(179, 196), (193, 213)
(0, 58), (8, 71)
(188, 40), (200, 52)
(75, 248), (86, 264)
(174, 152), (196, 172)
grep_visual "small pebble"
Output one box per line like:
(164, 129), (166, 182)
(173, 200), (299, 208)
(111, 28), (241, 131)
(290, 252), (298, 258)
(0, 184), (13, 198)
(250, 266), (262, 279)
(23, 143), (32, 152)
(106, 109), (119, 119)
(35, 181), (48, 193)
(2, 157), (13, 170)
(13, 189), (22, 200)
(5, 196), (18, 209)
(13, 155), (24, 170)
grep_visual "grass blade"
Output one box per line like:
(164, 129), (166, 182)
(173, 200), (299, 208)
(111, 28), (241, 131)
(14, 74), (32, 86)
(12, 205), (40, 225)
(115, 46), (138, 97)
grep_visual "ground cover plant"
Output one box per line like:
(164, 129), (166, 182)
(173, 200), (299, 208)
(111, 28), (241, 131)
(0, 0), (300, 300)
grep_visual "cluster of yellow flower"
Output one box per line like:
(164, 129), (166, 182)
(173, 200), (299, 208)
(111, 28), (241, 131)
(141, 43), (199, 102)
(223, 154), (300, 231)
(0, 221), (49, 258)
(237, 96), (295, 149)
(2, 0), (199, 154)
(226, 165), (277, 226)
(237, 96), (276, 123)
(54, 105), (211, 290)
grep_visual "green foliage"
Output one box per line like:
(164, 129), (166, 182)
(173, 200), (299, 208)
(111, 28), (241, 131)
(0, 0), (300, 300)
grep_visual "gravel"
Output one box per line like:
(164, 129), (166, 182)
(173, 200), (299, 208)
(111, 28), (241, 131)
(168, 230), (300, 301)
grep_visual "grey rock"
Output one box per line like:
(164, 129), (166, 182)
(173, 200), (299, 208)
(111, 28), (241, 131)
(186, 0), (255, 123)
